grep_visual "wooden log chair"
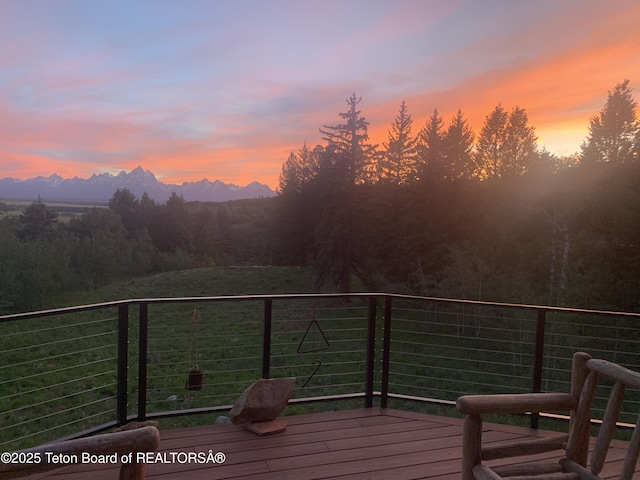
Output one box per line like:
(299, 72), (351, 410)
(456, 352), (640, 480)
(0, 425), (160, 479)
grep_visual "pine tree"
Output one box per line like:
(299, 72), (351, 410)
(278, 142), (319, 194)
(581, 79), (639, 164)
(139, 192), (158, 231)
(148, 193), (192, 253)
(276, 143), (322, 265)
(416, 109), (446, 181)
(443, 109), (475, 180)
(502, 106), (538, 175)
(18, 197), (58, 240)
(380, 101), (418, 184)
(108, 188), (140, 237)
(474, 104), (508, 178)
(319, 93), (377, 185)
(475, 105), (537, 177)
(279, 152), (303, 195)
(314, 94), (377, 291)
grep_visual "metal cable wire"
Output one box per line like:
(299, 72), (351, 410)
(0, 344), (115, 371)
(2, 382), (117, 417)
(2, 330), (115, 355)
(0, 409), (115, 449)
(1, 317), (115, 339)
(1, 370), (114, 400)
(0, 395), (116, 433)
(0, 357), (116, 387)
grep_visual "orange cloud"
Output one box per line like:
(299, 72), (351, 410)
(1, 1), (639, 189)
(365, 29), (640, 159)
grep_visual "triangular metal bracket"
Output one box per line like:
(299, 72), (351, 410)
(297, 318), (330, 354)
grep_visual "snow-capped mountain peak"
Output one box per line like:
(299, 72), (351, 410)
(0, 168), (276, 203)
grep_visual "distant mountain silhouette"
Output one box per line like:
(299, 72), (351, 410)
(0, 166), (277, 203)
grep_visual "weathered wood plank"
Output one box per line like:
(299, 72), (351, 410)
(18, 409), (639, 480)
(457, 392), (577, 415)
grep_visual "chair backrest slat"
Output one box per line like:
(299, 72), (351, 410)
(566, 370), (599, 465)
(578, 359), (640, 480)
(621, 414), (640, 480)
(591, 381), (625, 475)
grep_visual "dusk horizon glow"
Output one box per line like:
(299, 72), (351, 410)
(1, 0), (639, 189)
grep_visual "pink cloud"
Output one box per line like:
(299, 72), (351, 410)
(1, 1), (639, 189)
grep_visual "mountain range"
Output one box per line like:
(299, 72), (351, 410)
(0, 167), (277, 203)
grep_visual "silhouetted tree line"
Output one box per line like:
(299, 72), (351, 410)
(1, 80), (639, 313)
(274, 80), (640, 310)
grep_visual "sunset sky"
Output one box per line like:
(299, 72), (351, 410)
(1, 0), (639, 189)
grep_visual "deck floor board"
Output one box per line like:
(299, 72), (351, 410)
(22, 408), (640, 479)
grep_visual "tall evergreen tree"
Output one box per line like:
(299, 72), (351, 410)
(380, 100), (418, 184)
(276, 142), (322, 265)
(581, 79), (639, 164)
(443, 109), (475, 180)
(148, 192), (192, 253)
(139, 192), (158, 231)
(416, 109), (446, 181)
(18, 197), (58, 240)
(314, 94), (377, 291)
(278, 142), (319, 194)
(279, 151), (304, 195)
(474, 104), (508, 178)
(68, 207), (130, 286)
(109, 188), (141, 237)
(502, 106), (538, 175)
(319, 93), (377, 185)
(475, 105), (537, 177)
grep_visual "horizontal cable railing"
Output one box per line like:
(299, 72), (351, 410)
(0, 311), (118, 450)
(1, 293), (640, 450)
(383, 298), (538, 407)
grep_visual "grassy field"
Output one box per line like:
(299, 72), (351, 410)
(0, 198), (107, 222)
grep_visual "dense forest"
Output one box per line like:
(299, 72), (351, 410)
(0, 194), (277, 313)
(1, 80), (639, 314)
(276, 80), (640, 311)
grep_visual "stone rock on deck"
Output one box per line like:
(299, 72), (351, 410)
(229, 377), (296, 425)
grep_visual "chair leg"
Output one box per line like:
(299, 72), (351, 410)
(462, 414), (483, 480)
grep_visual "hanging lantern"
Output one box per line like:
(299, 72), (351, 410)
(186, 309), (204, 391)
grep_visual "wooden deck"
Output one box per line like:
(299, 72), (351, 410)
(24, 408), (639, 479)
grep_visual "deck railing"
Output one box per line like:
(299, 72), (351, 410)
(1, 293), (639, 450)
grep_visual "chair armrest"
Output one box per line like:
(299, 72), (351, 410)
(0, 426), (160, 479)
(456, 392), (577, 415)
